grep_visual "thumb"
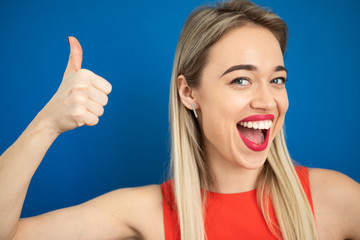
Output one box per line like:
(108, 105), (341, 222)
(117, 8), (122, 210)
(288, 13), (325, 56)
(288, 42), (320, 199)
(64, 36), (83, 75)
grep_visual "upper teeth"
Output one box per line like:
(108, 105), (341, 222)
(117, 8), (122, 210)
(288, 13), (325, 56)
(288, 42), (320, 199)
(238, 120), (272, 130)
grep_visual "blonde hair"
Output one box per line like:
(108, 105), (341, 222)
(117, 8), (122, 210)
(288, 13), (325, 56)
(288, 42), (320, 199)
(168, 0), (318, 239)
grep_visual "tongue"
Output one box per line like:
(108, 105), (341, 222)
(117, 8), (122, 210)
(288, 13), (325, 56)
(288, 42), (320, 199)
(238, 125), (264, 145)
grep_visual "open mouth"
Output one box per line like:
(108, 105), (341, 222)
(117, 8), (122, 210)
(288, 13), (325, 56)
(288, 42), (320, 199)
(236, 120), (272, 152)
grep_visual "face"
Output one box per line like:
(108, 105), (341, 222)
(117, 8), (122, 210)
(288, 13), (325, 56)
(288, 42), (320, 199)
(193, 25), (288, 171)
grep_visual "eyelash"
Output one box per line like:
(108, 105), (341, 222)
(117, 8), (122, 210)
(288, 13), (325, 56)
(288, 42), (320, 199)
(231, 77), (251, 85)
(270, 77), (287, 84)
(231, 77), (287, 85)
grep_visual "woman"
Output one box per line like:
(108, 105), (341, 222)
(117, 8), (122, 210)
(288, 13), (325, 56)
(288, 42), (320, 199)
(0, 0), (359, 239)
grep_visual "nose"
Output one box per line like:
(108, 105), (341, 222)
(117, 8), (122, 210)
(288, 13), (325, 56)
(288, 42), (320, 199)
(250, 84), (277, 111)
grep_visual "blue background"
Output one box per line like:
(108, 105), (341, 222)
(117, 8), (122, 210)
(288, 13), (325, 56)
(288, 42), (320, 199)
(0, 0), (359, 217)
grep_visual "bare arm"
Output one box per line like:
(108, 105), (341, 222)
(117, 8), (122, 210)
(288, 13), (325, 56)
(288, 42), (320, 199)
(12, 185), (163, 240)
(0, 113), (59, 239)
(309, 168), (360, 240)
(0, 37), (119, 240)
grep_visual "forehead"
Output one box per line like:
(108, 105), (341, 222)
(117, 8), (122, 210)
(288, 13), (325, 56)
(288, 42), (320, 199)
(205, 25), (284, 74)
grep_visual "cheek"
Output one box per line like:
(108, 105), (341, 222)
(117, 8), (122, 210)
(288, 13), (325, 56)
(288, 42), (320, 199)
(201, 96), (230, 135)
(199, 90), (241, 144)
(272, 90), (289, 135)
(279, 90), (289, 116)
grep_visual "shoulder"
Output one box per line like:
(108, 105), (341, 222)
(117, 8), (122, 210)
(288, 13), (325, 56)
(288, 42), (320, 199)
(79, 184), (164, 239)
(307, 168), (359, 201)
(307, 168), (360, 239)
(95, 184), (164, 223)
(103, 184), (163, 204)
(84, 184), (163, 211)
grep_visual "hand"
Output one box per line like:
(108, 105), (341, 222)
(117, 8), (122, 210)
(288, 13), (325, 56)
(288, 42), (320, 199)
(39, 36), (112, 134)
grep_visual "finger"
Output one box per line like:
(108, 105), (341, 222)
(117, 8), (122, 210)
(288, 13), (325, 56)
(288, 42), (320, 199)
(88, 87), (109, 106)
(64, 36), (83, 75)
(84, 112), (99, 126)
(86, 99), (104, 117)
(91, 75), (112, 95)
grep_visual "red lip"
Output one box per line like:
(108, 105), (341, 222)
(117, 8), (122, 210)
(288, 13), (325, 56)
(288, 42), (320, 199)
(239, 114), (274, 123)
(237, 114), (274, 152)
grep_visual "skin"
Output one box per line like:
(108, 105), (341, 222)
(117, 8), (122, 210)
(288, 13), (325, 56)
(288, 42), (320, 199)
(0, 27), (359, 240)
(178, 24), (289, 193)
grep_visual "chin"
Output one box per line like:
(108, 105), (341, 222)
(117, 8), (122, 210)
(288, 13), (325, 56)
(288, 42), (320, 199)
(235, 152), (269, 170)
(231, 132), (274, 170)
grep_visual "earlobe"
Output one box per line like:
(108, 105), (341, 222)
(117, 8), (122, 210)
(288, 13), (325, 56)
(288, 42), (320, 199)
(177, 75), (198, 111)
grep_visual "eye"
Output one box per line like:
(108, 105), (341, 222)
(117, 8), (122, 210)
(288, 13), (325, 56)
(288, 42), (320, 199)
(231, 78), (251, 86)
(270, 77), (286, 84)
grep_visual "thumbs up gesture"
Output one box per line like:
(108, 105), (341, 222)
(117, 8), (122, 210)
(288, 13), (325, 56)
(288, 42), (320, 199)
(39, 37), (112, 134)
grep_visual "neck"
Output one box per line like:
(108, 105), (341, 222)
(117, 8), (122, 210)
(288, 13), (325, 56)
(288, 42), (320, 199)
(207, 153), (264, 194)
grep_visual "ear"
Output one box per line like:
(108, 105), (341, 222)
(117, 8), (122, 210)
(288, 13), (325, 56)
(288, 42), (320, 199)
(177, 75), (198, 110)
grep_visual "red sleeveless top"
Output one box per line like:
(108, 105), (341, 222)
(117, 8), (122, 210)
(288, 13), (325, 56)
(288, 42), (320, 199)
(161, 166), (315, 240)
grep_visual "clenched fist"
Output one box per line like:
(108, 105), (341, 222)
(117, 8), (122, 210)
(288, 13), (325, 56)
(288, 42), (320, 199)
(39, 36), (112, 134)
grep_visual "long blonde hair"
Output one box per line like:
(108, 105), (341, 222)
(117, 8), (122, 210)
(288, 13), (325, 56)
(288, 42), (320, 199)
(168, 0), (318, 239)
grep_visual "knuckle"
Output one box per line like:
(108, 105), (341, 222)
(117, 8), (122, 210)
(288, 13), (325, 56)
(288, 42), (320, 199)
(71, 84), (89, 95)
(72, 94), (87, 104)
(76, 69), (93, 82)
(103, 95), (109, 106)
(78, 68), (92, 76)
(74, 81), (89, 89)
(76, 122), (84, 127)
(94, 117), (99, 124)
(107, 83), (112, 94)
(92, 105), (103, 117)
(72, 107), (86, 120)
(98, 107), (104, 116)
(88, 116), (99, 126)
(105, 81), (112, 95)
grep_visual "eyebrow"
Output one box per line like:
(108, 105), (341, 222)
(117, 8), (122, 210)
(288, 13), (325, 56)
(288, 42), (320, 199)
(221, 64), (288, 77)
